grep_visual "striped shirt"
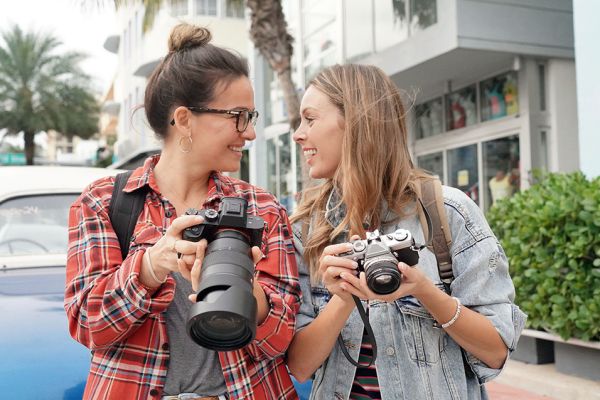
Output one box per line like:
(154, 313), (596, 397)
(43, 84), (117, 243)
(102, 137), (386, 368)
(350, 329), (381, 400)
(65, 155), (300, 399)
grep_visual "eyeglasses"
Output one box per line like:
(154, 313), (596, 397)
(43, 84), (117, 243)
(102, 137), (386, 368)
(170, 106), (260, 133)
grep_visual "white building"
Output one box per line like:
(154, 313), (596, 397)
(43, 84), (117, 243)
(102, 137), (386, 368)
(103, 0), (249, 161)
(252, 0), (582, 212)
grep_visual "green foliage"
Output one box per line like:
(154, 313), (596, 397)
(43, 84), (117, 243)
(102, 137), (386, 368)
(0, 25), (99, 164)
(488, 172), (600, 341)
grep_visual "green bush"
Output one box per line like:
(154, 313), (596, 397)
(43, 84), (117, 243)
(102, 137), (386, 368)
(487, 171), (600, 341)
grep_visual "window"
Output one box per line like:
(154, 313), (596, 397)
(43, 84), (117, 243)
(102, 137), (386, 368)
(225, 0), (245, 18)
(415, 97), (444, 139)
(0, 194), (78, 256)
(482, 135), (520, 209)
(445, 85), (477, 131)
(170, 0), (188, 16)
(410, 0), (437, 32)
(538, 63), (546, 111)
(447, 144), (479, 203)
(480, 72), (518, 122)
(195, 0), (217, 16)
(417, 152), (443, 179)
(266, 133), (295, 212)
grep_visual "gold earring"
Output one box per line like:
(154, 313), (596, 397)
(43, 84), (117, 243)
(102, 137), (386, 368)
(178, 135), (192, 153)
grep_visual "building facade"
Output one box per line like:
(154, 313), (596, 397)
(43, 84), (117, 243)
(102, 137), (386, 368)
(103, 0), (249, 164)
(252, 0), (579, 212)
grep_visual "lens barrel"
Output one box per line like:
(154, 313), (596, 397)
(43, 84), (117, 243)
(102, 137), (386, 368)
(186, 230), (257, 351)
(363, 255), (402, 294)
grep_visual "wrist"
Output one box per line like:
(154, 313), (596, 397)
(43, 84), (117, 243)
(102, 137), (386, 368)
(145, 248), (168, 285)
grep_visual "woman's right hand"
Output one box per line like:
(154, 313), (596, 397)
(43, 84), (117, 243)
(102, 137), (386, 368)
(318, 241), (360, 302)
(140, 214), (206, 288)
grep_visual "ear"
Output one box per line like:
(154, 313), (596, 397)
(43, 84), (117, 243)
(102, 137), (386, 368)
(172, 106), (192, 131)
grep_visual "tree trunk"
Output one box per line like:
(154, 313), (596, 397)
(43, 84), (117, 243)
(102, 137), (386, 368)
(24, 131), (35, 165)
(246, 0), (308, 188)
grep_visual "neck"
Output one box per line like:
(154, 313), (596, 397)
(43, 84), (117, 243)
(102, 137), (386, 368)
(154, 148), (212, 211)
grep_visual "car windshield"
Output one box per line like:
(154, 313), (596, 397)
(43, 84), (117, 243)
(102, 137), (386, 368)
(0, 194), (78, 257)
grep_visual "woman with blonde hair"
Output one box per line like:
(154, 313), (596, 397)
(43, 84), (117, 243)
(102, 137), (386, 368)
(286, 64), (526, 399)
(65, 23), (300, 400)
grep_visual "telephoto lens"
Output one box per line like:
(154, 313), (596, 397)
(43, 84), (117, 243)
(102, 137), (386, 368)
(183, 197), (265, 352)
(186, 229), (257, 351)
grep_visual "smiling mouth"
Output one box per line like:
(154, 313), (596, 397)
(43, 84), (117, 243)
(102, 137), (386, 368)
(303, 149), (317, 157)
(229, 146), (244, 152)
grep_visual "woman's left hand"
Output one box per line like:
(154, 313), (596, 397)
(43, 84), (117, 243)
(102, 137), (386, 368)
(339, 262), (432, 302)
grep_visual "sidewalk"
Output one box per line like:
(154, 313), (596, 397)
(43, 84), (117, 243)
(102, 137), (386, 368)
(486, 359), (600, 400)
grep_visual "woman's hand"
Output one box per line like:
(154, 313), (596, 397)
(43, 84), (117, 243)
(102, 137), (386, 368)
(318, 241), (360, 302)
(140, 214), (205, 288)
(340, 262), (433, 303)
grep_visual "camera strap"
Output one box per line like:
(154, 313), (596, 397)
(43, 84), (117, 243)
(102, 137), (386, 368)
(337, 295), (377, 368)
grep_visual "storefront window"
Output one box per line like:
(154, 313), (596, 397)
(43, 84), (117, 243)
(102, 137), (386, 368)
(415, 97), (444, 139)
(446, 85), (477, 131)
(266, 138), (277, 197)
(279, 133), (294, 211)
(483, 135), (520, 209)
(410, 0), (437, 32)
(375, 0), (409, 52)
(480, 72), (518, 122)
(417, 152), (443, 179)
(447, 144), (479, 203)
(344, 1), (374, 62)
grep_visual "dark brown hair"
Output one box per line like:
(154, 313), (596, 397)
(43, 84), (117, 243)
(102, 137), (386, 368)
(144, 23), (249, 138)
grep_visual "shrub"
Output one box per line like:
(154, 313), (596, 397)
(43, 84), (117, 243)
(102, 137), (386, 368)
(487, 171), (600, 341)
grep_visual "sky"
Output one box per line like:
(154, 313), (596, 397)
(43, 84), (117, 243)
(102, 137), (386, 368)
(0, 0), (118, 96)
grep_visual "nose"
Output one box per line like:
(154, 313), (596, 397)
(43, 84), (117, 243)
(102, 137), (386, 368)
(292, 124), (305, 143)
(241, 123), (256, 141)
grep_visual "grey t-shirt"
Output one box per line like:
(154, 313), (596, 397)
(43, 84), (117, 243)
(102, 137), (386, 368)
(162, 273), (227, 397)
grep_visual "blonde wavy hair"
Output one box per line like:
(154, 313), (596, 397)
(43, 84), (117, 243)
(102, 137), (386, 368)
(290, 64), (431, 279)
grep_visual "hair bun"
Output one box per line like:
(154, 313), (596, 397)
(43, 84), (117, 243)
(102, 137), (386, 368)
(168, 23), (212, 53)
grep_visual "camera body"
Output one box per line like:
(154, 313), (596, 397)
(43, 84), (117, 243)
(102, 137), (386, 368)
(338, 229), (419, 294)
(182, 197), (264, 246)
(183, 197), (265, 351)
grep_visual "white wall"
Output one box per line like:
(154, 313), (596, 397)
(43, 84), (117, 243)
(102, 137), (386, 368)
(573, 0), (600, 178)
(547, 59), (579, 173)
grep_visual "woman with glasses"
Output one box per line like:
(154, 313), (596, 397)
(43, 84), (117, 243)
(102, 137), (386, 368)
(65, 23), (300, 400)
(286, 64), (526, 399)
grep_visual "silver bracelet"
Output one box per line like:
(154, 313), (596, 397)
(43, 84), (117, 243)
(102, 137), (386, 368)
(441, 297), (462, 329)
(145, 248), (167, 285)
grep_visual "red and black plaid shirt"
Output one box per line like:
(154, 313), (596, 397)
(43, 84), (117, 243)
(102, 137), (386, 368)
(65, 155), (300, 399)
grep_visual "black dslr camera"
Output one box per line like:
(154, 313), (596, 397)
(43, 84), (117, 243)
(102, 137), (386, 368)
(338, 229), (419, 294)
(183, 197), (265, 351)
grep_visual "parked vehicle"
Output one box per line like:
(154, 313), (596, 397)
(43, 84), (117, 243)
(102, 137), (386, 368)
(0, 166), (121, 399)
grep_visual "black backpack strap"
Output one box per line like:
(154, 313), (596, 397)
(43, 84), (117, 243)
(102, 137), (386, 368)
(108, 171), (148, 260)
(418, 178), (454, 287)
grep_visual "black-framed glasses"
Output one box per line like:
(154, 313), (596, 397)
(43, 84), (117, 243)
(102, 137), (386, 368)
(170, 106), (259, 133)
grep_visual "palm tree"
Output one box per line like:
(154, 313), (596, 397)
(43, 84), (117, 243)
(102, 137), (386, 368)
(0, 25), (99, 165)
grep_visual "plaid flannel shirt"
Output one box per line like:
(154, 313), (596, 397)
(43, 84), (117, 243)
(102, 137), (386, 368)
(65, 156), (300, 399)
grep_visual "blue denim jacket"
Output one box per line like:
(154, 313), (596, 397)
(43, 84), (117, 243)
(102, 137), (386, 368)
(294, 186), (527, 400)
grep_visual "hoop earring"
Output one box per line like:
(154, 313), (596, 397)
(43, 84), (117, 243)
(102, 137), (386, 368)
(178, 135), (192, 153)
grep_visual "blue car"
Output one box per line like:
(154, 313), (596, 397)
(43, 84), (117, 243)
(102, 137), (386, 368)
(0, 166), (120, 399)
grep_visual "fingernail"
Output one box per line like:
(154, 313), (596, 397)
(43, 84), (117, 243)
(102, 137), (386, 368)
(339, 272), (345, 279)
(352, 262), (358, 269)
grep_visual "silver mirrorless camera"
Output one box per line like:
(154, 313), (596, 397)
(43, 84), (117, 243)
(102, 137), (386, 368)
(338, 229), (419, 294)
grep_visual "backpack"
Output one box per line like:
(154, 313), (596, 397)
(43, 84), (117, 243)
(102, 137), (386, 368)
(108, 171), (149, 260)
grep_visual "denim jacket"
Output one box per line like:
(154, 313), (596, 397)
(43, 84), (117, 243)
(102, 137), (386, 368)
(294, 186), (527, 400)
